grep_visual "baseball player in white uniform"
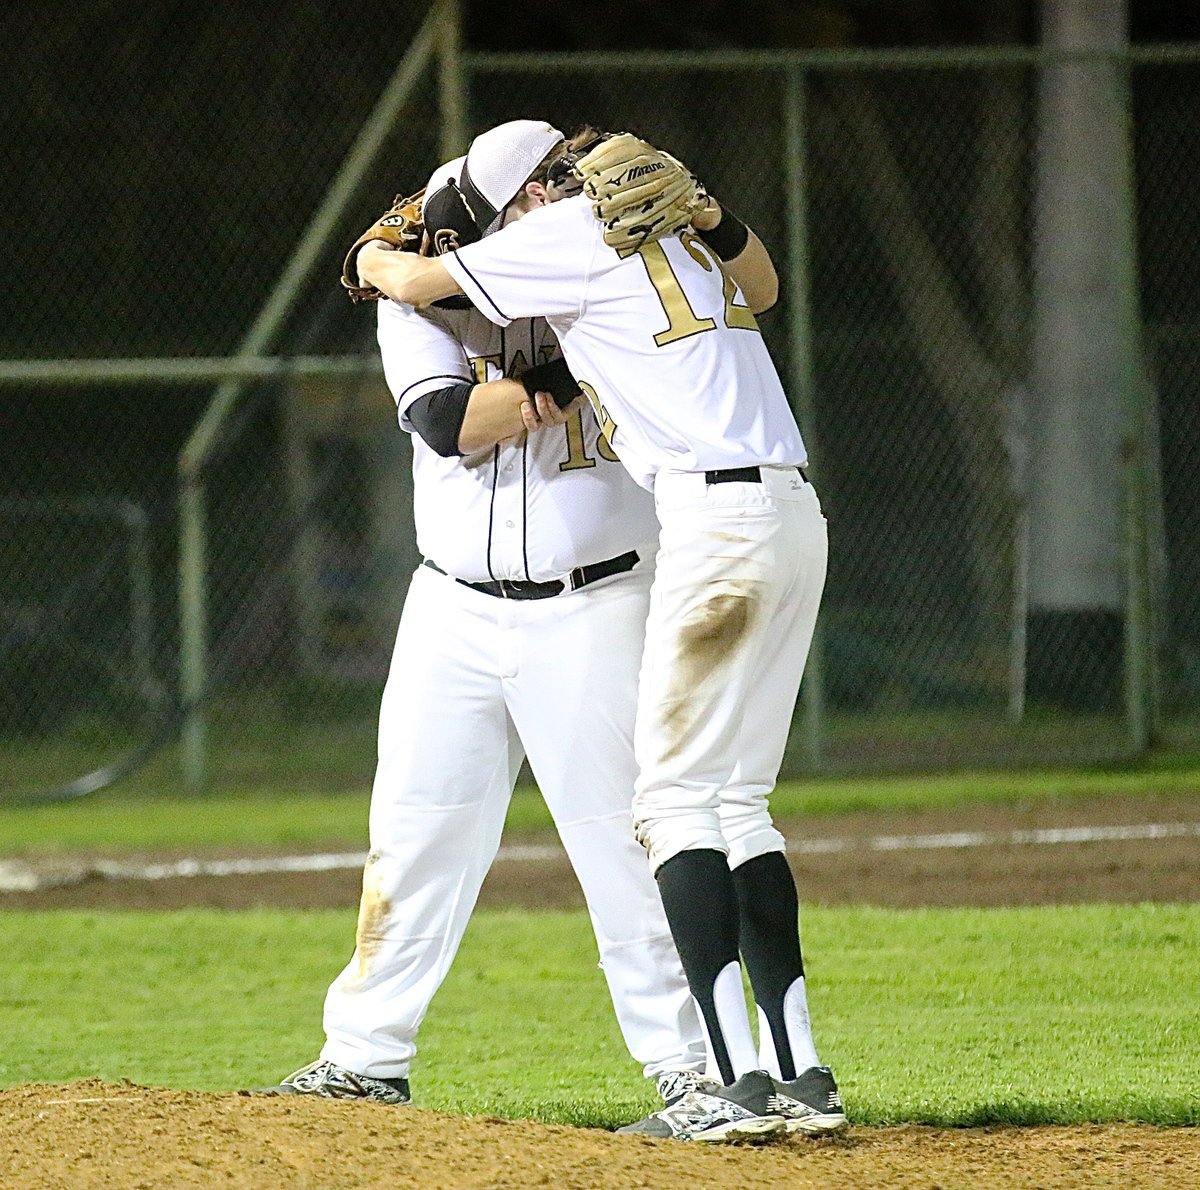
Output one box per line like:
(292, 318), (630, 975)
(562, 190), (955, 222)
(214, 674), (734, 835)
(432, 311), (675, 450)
(268, 121), (708, 1112)
(357, 125), (848, 1142)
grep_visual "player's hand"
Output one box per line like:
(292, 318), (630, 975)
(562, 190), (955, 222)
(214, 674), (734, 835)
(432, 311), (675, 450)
(355, 241), (396, 288)
(519, 391), (583, 434)
(357, 240), (400, 269)
(518, 394), (555, 433)
(691, 199), (723, 233)
(536, 390), (582, 425)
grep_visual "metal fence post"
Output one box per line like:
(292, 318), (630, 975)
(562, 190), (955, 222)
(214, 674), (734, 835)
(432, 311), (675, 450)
(438, 0), (468, 161)
(1111, 59), (1156, 755)
(178, 481), (208, 789)
(783, 65), (826, 772)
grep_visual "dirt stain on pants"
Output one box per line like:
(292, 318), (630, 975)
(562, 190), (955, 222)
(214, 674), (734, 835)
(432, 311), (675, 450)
(658, 583), (758, 764)
(353, 851), (392, 981)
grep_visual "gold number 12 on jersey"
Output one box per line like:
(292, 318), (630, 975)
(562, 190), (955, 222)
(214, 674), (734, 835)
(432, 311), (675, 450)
(637, 233), (759, 347)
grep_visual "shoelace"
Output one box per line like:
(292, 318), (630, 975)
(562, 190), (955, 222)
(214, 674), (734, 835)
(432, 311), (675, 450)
(289, 1062), (403, 1101)
(287, 1062), (330, 1090)
(656, 1070), (711, 1105)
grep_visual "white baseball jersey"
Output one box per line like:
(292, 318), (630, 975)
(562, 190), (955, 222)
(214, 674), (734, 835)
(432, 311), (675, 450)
(378, 297), (659, 579)
(441, 195), (808, 490)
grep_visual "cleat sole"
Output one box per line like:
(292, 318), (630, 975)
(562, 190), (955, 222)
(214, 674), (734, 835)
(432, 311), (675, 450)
(691, 1114), (788, 1143)
(783, 1111), (849, 1135)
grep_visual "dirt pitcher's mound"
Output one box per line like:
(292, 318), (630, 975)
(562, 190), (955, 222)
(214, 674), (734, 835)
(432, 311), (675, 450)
(2, 1082), (1197, 1189)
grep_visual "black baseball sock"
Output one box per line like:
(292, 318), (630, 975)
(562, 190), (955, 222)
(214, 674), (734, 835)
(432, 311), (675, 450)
(732, 850), (805, 1081)
(655, 848), (748, 1086)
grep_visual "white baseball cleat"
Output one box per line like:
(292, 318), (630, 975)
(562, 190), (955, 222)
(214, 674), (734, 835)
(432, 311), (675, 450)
(258, 1059), (411, 1104)
(618, 1069), (787, 1143)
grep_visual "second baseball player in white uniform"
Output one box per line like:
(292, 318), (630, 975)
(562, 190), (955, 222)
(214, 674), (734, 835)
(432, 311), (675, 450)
(358, 125), (848, 1142)
(269, 122), (708, 1111)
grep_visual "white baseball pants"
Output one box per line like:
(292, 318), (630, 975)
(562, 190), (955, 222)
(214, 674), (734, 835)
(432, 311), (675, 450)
(321, 562), (706, 1080)
(632, 467), (828, 872)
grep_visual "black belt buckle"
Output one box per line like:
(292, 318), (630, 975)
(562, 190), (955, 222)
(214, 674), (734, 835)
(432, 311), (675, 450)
(492, 577), (564, 600)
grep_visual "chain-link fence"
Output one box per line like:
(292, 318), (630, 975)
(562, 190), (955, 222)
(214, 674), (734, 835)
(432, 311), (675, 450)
(3, 17), (1199, 798)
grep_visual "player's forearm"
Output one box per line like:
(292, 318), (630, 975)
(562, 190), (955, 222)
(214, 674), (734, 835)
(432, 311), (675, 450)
(693, 203), (779, 314)
(457, 378), (537, 452)
(724, 230), (778, 314)
(459, 379), (580, 452)
(357, 243), (463, 306)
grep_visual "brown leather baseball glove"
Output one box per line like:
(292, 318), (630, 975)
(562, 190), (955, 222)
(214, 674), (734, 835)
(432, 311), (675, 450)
(341, 189), (425, 301)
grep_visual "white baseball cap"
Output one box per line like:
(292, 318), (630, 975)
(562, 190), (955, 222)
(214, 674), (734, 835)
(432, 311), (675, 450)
(455, 119), (565, 233)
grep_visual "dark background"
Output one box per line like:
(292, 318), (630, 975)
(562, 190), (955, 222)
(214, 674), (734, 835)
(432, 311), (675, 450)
(3, 1), (1198, 751)
(4, 0), (1196, 502)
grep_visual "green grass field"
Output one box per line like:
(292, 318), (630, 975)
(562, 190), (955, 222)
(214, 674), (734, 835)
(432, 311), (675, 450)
(4, 763), (1199, 856)
(2, 904), (1197, 1127)
(3, 758), (1198, 1130)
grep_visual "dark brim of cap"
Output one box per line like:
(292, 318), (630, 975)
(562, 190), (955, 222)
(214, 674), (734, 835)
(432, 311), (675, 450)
(423, 182), (483, 254)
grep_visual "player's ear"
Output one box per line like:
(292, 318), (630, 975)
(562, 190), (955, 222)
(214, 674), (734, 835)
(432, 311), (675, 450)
(524, 181), (552, 206)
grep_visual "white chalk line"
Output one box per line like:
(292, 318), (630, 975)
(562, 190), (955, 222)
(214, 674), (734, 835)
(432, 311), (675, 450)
(1, 822), (1197, 893)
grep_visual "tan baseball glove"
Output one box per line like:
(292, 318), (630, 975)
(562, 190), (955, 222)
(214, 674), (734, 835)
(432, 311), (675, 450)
(570, 133), (707, 256)
(341, 189), (426, 301)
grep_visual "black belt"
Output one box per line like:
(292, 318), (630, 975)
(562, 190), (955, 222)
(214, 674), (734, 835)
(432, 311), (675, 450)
(704, 465), (809, 485)
(423, 550), (639, 600)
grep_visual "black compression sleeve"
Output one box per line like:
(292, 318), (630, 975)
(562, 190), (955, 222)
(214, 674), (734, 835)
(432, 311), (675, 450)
(407, 383), (474, 457)
(696, 205), (751, 261)
(519, 356), (581, 410)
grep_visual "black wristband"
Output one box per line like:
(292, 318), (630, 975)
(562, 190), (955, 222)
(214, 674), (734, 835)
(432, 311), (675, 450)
(519, 356), (581, 410)
(696, 205), (750, 262)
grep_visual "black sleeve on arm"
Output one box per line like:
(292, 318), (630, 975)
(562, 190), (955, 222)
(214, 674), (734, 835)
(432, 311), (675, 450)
(519, 356), (582, 410)
(407, 383), (474, 457)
